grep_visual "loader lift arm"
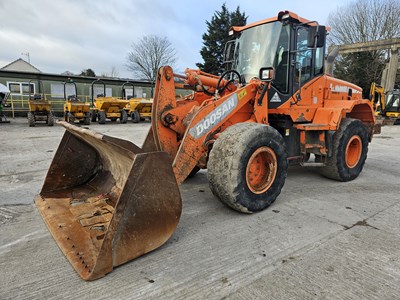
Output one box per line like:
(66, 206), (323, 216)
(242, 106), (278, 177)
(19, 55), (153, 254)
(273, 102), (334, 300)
(148, 66), (273, 184)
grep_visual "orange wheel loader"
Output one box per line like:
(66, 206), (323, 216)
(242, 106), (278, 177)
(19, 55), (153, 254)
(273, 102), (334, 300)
(34, 11), (377, 280)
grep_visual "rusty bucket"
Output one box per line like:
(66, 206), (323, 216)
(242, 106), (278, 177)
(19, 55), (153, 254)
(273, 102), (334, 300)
(34, 121), (181, 280)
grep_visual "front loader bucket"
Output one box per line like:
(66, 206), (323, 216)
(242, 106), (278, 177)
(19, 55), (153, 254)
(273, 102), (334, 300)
(34, 121), (181, 280)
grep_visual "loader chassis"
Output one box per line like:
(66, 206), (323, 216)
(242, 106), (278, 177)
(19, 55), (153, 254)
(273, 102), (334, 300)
(34, 11), (376, 280)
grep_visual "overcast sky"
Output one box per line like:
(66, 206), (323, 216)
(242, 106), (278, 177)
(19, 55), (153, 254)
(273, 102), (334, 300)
(0, 0), (350, 79)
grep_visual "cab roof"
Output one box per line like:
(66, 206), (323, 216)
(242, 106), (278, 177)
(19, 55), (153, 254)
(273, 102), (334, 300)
(231, 11), (328, 33)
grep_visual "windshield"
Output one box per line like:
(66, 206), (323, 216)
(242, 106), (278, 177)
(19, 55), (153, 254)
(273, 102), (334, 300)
(386, 92), (400, 112)
(233, 21), (290, 89)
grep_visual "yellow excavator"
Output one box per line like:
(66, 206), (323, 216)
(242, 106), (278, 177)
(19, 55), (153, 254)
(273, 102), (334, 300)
(35, 11), (377, 280)
(369, 82), (400, 124)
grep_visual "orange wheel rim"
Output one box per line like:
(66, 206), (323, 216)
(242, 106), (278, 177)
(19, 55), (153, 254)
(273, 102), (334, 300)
(246, 146), (277, 194)
(345, 135), (362, 168)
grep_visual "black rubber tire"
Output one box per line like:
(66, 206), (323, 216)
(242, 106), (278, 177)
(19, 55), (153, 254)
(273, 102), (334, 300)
(131, 110), (140, 123)
(98, 111), (106, 124)
(91, 111), (97, 122)
(319, 118), (369, 182)
(64, 112), (68, 122)
(47, 112), (54, 126)
(120, 110), (128, 124)
(84, 112), (90, 125)
(28, 112), (35, 127)
(208, 123), (288, 213)
(68, 113), (75, 124)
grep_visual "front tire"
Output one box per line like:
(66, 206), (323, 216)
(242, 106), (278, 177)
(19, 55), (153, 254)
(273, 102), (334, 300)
(131, 110), (140, 123)
(208, 123), (288, 213)
(319, 118), (369, 181)
(28, 112), (35, 127)
(120, 110), (128, 124)
(98, 111), (106, 124)
(47, 112), (54, 126)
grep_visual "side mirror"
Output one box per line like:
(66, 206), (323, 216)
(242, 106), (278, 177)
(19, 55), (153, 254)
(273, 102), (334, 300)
(307, 25), (326, 48)
(259, 67), (275, 82)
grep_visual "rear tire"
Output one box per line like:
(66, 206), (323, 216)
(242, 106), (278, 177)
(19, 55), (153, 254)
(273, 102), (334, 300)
(47, 112), (54, 126)
(208, 123), (288, 213)
(84, 112), (90, 125)
(319, 118), (369, 181)
(98, 111), (106, 124)
(28, 112), (35, 127)
(131, 110), (140, 123)
(91, 111), (97, 122)
(68, 113), (75, 124)
(120, 110), (128, 124)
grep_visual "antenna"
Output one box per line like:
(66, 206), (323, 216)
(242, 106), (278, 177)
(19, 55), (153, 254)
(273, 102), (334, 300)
(21, 52), (30, 64)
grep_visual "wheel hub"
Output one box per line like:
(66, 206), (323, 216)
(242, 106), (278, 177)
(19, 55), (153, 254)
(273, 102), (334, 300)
(246, 146), (277, 194)
(345, 135), (362, 168)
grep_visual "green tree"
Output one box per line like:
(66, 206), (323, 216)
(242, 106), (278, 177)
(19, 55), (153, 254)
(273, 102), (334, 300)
(80, 68), (96, 77)
(327, 0), (400, 97)
(197, 3), (247, 74)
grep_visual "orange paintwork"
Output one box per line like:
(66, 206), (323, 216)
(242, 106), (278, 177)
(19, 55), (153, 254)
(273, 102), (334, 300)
(270, 74), (373, 130)
(148, 66), (375, 184)
(231, 10), (327, 34)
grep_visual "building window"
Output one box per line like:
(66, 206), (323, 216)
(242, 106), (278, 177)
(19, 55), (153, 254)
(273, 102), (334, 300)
(7, 82), (34, 95)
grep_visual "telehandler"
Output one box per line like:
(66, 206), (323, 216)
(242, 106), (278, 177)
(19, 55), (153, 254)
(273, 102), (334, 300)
(35, 11), (377, 280)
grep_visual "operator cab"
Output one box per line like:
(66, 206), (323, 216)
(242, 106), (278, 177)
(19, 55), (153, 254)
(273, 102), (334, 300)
(224, 11), (326, 108)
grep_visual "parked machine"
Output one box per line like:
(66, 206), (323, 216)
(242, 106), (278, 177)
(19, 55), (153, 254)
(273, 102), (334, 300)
(27, 80), (54, 127)
(35, 11), (377, 280)
(90, 79), (129, 124)
(63, 80), (91, 125)
(122, 81), (153, 123)
(0, 83), (10, 123)
(369, 82), (385, 115)
(369, 82), (400, 124)
(384, 89), (400, 124)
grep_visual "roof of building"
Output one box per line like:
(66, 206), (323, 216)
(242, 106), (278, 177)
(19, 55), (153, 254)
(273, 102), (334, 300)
(1, 58), (42, 73)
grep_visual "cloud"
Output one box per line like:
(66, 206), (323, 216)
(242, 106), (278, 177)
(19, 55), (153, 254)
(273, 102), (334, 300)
(0, 0), (350, 78)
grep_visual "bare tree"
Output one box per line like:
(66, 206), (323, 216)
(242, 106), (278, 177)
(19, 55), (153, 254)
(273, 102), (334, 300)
(101, 66), (120, 78)
(327, 0), (400, 96)
(328, 0), (400, 44)
(126, 35), (177, 84)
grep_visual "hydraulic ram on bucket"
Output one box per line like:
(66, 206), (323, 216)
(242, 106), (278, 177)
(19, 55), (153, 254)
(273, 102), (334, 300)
(34, 121), (181, 280)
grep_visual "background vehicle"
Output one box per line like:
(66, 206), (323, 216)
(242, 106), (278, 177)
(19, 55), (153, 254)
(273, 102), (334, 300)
(0, 83), (10, 123)
(369, 82), (400, 124)
(27, 80), (54, 127)
(63, 80), (91, 125)
(90, 79), (129, 124)
(385, 89), (400, 124)
(35, 11), (376, 280)
(121, 81), (152, 123)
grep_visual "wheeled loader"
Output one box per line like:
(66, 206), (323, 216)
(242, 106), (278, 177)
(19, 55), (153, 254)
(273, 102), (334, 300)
(35, 11), (377, 280)
(63, 80), (91, 125)
(27, 80), (54, 127)
(90, 79), (129, 124)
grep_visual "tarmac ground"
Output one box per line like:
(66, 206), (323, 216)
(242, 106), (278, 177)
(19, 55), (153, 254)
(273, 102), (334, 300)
(0, 117), (399, 299)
